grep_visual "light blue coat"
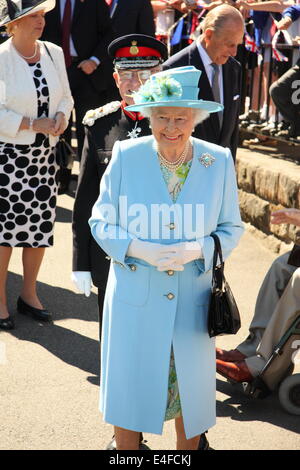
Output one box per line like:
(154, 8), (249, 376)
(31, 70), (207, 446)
(89, 136), (244, 439)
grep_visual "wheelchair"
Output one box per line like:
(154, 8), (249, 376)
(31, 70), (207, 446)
(243, 314), (300, 415)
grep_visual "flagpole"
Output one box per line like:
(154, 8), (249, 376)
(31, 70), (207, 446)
(166, 12), (188, 58)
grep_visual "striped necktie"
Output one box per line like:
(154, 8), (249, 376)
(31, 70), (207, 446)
(211, 63), (223, 129)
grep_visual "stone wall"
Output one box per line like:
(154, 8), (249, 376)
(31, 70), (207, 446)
(236, 148), (300, 251)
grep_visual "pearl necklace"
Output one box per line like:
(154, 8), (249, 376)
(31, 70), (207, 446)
(157, 140), (190, 172)
(13, 43), (38, 60)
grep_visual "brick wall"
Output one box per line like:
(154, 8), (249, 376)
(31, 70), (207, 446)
(236, 148), (300, 246)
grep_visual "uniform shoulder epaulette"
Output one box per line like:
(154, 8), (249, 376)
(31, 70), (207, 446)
(82, 101), (121, 126)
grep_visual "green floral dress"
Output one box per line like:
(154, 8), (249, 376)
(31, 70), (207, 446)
(160, 159), (193, 421)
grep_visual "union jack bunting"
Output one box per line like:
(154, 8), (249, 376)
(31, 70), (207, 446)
(244, 32), (259, 53)
(271, 31), (289, 62)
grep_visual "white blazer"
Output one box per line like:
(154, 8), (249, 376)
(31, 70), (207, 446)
(0, 38), (74, 146)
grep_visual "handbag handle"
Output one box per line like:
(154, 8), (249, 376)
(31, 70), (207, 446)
(44, 42), (54, 64)
(211, 233), (225, 291)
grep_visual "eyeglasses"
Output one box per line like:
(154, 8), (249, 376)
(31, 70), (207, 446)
(118, 70), (153, 82)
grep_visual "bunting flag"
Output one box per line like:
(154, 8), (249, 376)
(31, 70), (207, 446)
(244, 31), (260, 53)
(271, 30), (290, 62)
(170, 17), (184, 46)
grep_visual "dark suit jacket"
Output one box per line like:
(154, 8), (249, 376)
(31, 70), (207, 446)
(111, 0), (155, 37)
(72, 108), (151, 289)
(163, 41), (241, 159)
(42, 0), (114, 93)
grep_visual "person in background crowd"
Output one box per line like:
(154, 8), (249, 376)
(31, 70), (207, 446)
(270, 4), (300, 139)
(217, 209), (300, 390)
(72, 34), (168, 450)
(107, 0), (155, 39)
(41, 0), (114, 193)
(163, 4), (244, 159)
(89, 65), (244, 450)
(237, 0), (296, 139)
(0, 0), (73, 330)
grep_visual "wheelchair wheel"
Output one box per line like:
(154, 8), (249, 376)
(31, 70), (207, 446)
(278, 374), (300, 415)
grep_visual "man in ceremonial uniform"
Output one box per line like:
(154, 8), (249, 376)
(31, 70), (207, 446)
(71, 34), (167, 317)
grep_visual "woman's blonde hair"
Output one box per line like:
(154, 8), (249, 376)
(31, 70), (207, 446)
(5, 20), (18, 36)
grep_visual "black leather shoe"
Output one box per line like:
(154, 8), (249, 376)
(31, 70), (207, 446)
(17, 297), (52, 322)
(0, 315), (15, 330)
(198, 432), (214, 450)
(106, 433), (151, 450)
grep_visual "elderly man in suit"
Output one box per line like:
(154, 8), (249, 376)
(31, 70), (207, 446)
(163, 4), (244, 160)
(42, 0), (115, 192)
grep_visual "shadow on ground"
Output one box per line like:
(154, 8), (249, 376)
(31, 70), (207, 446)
(217, 378), (300, 435)
(6, 272), (100, 379)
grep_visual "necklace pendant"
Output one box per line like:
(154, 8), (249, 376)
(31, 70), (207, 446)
(127, 122), (142, 139)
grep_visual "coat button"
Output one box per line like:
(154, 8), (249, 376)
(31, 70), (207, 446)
(104, 157), (109, 164)
(166, 293), (175, 300)
(130, 264), (137, 271)
(167, 270), (174, 276)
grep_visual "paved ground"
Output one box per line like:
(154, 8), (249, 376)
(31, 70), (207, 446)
(1, 164), (300, 450)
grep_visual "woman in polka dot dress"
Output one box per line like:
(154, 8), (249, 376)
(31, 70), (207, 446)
(0, 0), (73, 329)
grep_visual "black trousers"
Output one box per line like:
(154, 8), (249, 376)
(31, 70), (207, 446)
(65, 61), (111, 158)
(270, 59), (300, 133)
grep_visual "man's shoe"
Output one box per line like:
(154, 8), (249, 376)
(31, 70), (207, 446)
(216, 348), (246, 362)
(216, 359), (253, 383)
(17, 297), (52, 322)
(198, 432), (214, 450)
(106, 433), (151, 450)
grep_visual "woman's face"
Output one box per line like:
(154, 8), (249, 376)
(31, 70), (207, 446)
(13, 10), (46, 40)
(150, 107), (195, 153)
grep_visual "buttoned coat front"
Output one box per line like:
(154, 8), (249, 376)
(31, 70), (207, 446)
(89, 135), (244, 439)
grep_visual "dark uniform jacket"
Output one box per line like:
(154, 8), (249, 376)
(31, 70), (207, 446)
(72, 104), (151, 289)
(163, 41), (241, 160)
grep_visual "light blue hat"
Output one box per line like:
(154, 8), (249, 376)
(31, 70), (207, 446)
(125, 66), (223, 114)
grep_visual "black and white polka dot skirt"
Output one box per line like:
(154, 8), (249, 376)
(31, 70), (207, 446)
(0, 62), (59, 247)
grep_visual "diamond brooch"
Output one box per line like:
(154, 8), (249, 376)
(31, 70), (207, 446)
(199, 153), (215, 167)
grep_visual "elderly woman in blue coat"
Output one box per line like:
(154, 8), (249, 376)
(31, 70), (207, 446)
(89, 66), (244, 450)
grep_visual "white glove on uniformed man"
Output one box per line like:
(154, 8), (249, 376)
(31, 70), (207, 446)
(71, 271), (92, 297)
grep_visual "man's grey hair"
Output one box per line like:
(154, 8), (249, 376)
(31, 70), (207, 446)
(141, 107), (209, 126)
(200, 4), (244, 36)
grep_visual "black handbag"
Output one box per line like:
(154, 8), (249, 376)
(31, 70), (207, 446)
(207, 233), (241, 338)
(55, 137), (75, 169)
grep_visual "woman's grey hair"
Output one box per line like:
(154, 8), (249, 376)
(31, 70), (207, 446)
(141, 107), (210, 126)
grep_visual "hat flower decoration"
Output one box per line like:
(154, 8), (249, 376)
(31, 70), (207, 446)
(133, 75), (183, 105)
(126, 66), (224, 113)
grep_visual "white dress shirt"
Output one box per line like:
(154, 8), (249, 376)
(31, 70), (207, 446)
(197, 40), (224, 105)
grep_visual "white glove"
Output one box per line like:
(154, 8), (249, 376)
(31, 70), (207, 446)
(71, 271), (92, 297)
(156, 241), (202, 272)
(127, 239), (184, 271)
